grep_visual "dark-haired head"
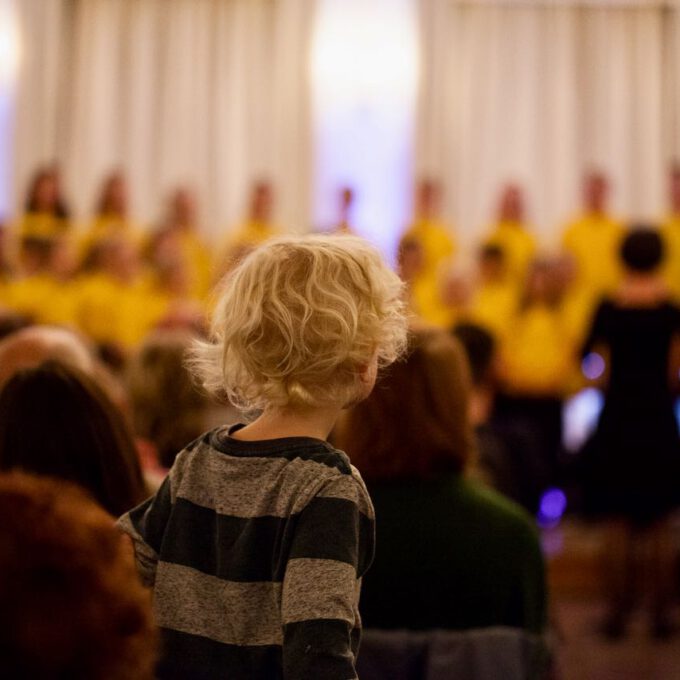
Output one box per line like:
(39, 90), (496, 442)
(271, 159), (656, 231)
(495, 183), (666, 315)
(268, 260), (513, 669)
(0, 361), (146, 515)
(127, 331), (208, 468)
(24, 166), (70, 219)
(620, 227), (664, 274)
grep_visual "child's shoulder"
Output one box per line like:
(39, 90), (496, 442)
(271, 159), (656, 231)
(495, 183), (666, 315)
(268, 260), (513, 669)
(171, 425), (353, 471)
(195, 425), (354, 473)
(169, 426), (370, 511)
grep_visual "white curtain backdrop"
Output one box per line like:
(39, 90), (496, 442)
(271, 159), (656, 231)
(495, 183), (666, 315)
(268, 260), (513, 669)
(11, 0), (315, 237)
(9, 0), (66, 206)
(418, 0), (680, 251)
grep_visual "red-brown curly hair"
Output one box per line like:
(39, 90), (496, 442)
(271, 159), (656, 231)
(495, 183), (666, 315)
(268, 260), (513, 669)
(0, 472), (157, 679)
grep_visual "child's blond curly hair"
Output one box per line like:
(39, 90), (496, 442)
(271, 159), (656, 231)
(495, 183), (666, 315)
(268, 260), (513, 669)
(190, 235), (407, 410)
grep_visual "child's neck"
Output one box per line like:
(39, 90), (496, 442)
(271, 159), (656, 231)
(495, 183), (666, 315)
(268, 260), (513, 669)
(232, 404), (343, 442)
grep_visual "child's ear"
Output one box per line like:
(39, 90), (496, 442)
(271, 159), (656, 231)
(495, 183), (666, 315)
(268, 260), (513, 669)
(357, 351), (379, 386)
(357, 367), (372, 386)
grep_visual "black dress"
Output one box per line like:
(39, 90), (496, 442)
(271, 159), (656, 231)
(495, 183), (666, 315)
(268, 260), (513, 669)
(580, 299), (680, 523)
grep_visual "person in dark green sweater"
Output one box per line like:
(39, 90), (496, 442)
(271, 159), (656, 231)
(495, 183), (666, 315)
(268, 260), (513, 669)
(334, 329), (547, 633)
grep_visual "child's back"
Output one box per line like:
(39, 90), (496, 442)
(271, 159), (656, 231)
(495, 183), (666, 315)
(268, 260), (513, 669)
(118, 235), (407, 679)
(120, 425), (373, 679)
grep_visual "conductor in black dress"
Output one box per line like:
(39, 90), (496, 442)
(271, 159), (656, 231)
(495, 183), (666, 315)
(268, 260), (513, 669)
(580, 227), (680, 638)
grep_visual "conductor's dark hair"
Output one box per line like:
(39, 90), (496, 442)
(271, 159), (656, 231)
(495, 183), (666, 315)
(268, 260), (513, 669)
(620, 227), (664, 273)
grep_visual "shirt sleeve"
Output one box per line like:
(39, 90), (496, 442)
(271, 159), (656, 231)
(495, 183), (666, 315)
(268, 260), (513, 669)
(281, 472), (375, 680)
(117, 472), (174, 587)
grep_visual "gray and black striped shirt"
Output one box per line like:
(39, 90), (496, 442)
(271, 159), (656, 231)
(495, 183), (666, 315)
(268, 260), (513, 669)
(118, 424), (375, 680)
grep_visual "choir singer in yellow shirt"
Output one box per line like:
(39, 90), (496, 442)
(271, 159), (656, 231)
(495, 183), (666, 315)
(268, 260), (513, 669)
(400, 178), (457, 326)
(215, 180), (280, 279)
(561, 171), (625, 309)
(484, 184), (537, 287)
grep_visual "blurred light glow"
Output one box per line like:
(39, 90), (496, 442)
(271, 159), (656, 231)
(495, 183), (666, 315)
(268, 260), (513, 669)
(311, 0), (419, 262)
(537, 488), (567, 529)
(0, 0), (20, 89)
(311, 0), (418, 105)
(562, 387), (604, 453)
(581, 352), (605, 381)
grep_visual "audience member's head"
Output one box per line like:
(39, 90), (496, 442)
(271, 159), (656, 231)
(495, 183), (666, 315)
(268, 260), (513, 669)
(583, 170), (609, 214)
(0, 471), (157, 679)
(128, 331), (208, 468)
(0, 361), (146, 515)
(0, 313), (32, 343)
(335, 329), (474, 481)
(620, 227), (664, 274)
(0, 326), (95, 388)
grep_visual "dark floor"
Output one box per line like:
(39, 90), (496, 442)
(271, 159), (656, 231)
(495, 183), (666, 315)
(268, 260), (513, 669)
(554, 599), (680, 680)
(547, 521), (680, 680)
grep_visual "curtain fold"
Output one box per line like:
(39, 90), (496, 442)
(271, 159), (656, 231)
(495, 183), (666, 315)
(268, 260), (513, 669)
(418, 0), (677, 249)
(10, 0), (66, 212)
(11, 0), (315, 237)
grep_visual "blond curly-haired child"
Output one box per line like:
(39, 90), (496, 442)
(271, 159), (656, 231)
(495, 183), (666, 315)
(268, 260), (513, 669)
(119, 235), (407, 679)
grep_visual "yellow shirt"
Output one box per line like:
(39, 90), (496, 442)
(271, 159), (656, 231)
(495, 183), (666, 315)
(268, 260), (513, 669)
(560, 286), (598, 348)
(16, 213), (70, 240)
(5, 274), (78, 326)
(485, 221), (536, 286)
(465, 281), (517, 341)
(402, 218), (457, 328)
(501, 304), (575, 395)
(561, 212), (624, 300)
(661, 216), (680, 302)
(79, 215), (144, 258)
(75, 273), (165, 349)
(146, 285), (207, 332)
(176, 231), (213, 300)
(403, 218), (456, 279)
(408, 277), (460, 329)
(216, 220), (279, 280)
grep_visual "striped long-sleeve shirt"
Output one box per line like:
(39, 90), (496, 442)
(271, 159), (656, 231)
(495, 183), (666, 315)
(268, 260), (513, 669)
(117, 424), (375, 680)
